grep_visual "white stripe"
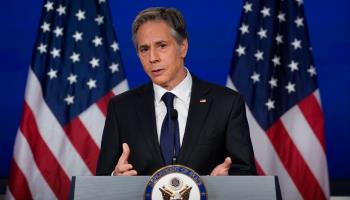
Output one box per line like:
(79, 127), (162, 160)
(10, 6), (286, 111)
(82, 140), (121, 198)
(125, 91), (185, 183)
(5, 186), (15, 200)
(227, 78), (302, 200)
(25, 68), (91, 176)
(246, 107), (303, 200)
(281, 105), (330, 197)
(79, 104), (106, 148)
(12, 130), (57, 199)
(314, 89), (322, 107)
(111, 79), (129, 95)
(226, 76), (238, 91)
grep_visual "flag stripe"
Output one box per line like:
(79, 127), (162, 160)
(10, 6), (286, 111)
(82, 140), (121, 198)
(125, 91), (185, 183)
(12, 130), (56, 199)
(6, 160), (33, 200)
(96, 91), (115, 116)
(255, 160), (265, 176)
(246, 105), (302, 200)
(25, 69), (91, 176)
(298, 93), (326, 150)
(267, 120), (326, 200)
(21, 102), (70, 199)
(281, 101), (329, 197)
(64, 117), (100, 174)
(79, 104), (106, 148)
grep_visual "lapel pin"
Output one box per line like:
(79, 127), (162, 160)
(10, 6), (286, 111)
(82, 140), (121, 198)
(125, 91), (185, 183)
(199, 99), (207, 103)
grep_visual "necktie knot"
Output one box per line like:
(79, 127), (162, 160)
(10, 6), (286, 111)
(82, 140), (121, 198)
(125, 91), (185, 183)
(161, 92), (175, 108)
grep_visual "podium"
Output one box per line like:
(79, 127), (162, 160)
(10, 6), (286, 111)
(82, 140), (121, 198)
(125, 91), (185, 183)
(69, 176), (281, 200)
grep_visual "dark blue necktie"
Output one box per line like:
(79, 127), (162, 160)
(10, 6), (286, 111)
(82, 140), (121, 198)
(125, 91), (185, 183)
(160, 92), (180, 165)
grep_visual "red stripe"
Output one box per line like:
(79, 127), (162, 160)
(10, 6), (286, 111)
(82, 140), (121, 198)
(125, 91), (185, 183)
(7, 159), (33, 200)
(255, 160), (265, 176)
(298, 93), (326, 151)
(64, 117), (100, 174)
(267, 120), (326, 200)
(96, 91), (115, 116)
(20, 102), (70, 200)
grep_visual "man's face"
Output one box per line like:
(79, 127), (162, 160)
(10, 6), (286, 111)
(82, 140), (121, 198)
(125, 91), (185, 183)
(135, 20), (188, 90)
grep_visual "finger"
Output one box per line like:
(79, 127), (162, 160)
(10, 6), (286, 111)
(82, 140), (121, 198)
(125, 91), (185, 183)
(118, 143), (130, 164)
(223, 157), (232, 168)
(116, 163), (133, 173)
(120, 170), (138, 176)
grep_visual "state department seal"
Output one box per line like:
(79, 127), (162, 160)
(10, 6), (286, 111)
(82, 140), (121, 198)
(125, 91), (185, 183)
(145, 165), (207, 200)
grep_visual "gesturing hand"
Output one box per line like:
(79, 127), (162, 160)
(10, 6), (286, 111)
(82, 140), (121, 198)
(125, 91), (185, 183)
(113, 143), (138, 176)
(210, 157), (232, 176)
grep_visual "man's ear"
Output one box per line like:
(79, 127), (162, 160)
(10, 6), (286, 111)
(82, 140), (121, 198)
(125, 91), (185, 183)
(180, 38), (188, 59)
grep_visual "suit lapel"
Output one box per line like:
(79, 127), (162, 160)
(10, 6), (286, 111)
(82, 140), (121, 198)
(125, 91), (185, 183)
(178, 76), (212, 164)
(135, 83), (163, 164)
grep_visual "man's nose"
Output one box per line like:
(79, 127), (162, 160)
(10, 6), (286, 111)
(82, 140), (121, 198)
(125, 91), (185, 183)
(149, 48), (159, 63)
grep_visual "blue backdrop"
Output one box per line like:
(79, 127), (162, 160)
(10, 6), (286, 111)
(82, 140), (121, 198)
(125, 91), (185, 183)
(0, 0), (349, 180)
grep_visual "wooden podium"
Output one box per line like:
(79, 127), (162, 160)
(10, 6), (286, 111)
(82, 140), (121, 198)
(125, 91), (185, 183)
(69, 176), (281, 200)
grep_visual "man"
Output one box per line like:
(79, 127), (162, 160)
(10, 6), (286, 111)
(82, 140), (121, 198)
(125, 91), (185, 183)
(96, 7), (257, 176)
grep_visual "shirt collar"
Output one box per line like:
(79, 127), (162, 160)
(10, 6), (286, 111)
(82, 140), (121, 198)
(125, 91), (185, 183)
(153, 67), (192, 104)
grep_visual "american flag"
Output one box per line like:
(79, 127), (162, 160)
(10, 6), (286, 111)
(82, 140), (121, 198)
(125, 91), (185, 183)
(5, 0), (128, 199)
(226, 0), (329, 199)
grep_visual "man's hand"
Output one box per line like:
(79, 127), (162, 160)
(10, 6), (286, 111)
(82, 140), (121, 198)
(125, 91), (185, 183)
(210, 157), (232, 176)
(113, 143), (138, 176)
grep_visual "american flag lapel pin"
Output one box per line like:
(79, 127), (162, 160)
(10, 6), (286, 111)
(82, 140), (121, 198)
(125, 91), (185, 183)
(199, 99), (207, 103)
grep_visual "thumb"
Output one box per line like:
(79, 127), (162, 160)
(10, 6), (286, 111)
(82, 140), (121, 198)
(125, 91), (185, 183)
(222, 157), (232, 168)
(119, 143), (130, 164)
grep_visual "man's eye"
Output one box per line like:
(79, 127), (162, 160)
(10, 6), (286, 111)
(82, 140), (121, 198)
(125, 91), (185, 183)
(139, 48), (148, 53)
(160, 44), (167, 48)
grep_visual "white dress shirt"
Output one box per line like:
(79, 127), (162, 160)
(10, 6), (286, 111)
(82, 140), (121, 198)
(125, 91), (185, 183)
(153, 68), (192, 146)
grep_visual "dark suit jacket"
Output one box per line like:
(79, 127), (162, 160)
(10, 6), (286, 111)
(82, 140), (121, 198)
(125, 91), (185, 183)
(96, 76), (257, 176)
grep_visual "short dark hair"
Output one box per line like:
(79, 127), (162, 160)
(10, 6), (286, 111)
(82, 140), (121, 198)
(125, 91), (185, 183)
(132, 7), (188, 48)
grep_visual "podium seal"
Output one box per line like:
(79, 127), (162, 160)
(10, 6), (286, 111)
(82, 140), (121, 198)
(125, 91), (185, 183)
(145, 165), (207, 200)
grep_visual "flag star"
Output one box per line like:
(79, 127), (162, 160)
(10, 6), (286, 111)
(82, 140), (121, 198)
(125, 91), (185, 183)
(86, 79), (97, 89)
(288, 60), (299, 72)
(254, 50), (264, 61)
(76, 9), (86, 21)
(95, 15), (104, 25)
(70, 52), (80, 63)
(53, 26), (63, 37)
(89, 57), (100, 68)
(110, 41), (119, 52)
(277, 12), (286, 23)
(243, 2), (253, 13)
(257, 28), (267, 39)
(275, 34), (283, 44)
(285, 82), (296, 93)
(64, 94), (74, 105)
(291, 38), (302, 50)
(239, 23), (249, 35)
(272, 55), (281, 66)
(109, 63), (119, 73)
(67, 73), (77, 84)
(41, 22), (51, 32)
(295, 0), (303, 6)
(98, 0), (106, 3)
(265, 98), (275, 110)
(44, 1), (54, 12)
(92, 36), (103, 47)
(294, 17), (304, 27)
(47, 68), (58, 79)
(236, 45), (246, 56)
(56, 5), (66, 16)
(72, 31), (83, 42)
(251, 72), (260, 83)
(37, 43), (47, 54)
(50, 48), (60, 58)
(307, 65), (317, 77)
(260, 7), (271, 17)
(269, 77), (278, 88)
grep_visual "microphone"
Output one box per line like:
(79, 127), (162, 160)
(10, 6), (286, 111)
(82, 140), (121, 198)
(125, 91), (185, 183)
(171, 109), (178, 165)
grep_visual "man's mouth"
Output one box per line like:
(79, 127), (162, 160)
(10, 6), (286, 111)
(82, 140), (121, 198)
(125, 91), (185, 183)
(151, 68), (164, 76)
